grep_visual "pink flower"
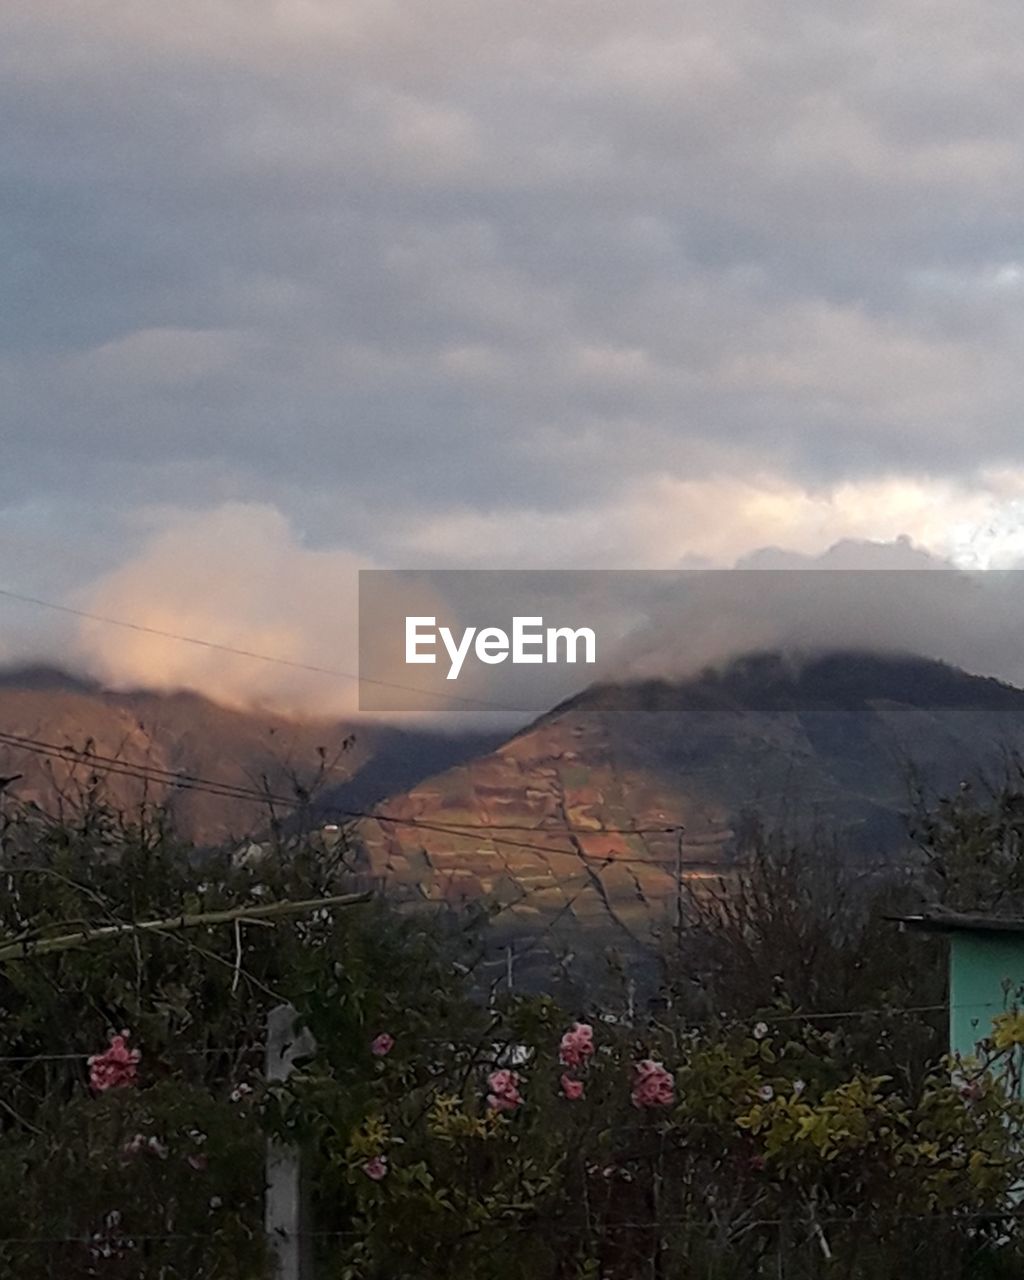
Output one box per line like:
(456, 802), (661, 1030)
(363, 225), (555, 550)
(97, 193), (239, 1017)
(487, 1068), (523, 1113)
(362, 1155), (388, 1181)
(88, 1034), (141, 1092)
(560, 1073), (585, 1100)
(370, 1033), (395, 1058)
(630, 1059), (675, 1110)
(558, 1022), (595, 1070)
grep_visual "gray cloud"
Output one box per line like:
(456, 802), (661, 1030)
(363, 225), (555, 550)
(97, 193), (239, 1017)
(48, 523), (1024, 726)
(4, 0), (1024, 621)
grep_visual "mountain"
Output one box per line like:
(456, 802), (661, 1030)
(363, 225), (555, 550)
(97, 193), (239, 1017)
(355, 651), (1024, 978)
(0, 666), (503, 845)
(8, 651), (1024, 988)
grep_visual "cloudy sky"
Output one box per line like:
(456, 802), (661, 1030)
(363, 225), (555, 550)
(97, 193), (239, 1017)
(4, 1), (1024, 708)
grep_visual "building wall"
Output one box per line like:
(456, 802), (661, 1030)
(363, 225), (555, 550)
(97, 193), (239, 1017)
(950, 933), (1024, 1070)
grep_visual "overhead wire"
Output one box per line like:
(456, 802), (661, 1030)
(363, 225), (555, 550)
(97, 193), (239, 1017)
(0, 728), (698, 871)
(0, 585), (533, 714)
(0, 727), (924, 878)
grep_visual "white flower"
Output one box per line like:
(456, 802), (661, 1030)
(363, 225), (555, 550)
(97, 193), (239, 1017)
(753, 1021), (769, 1041)
(757, 1084), (774, 1102)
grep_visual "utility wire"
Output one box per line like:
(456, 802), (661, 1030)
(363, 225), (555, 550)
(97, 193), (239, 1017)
(10, 1206), (1024, 1246)
(0, 724), (685, 834)
(0, 585), (533, 715)
(0, 726), (918, 873)
(0, 728), (300, 806)
(0, 728), (692, 863)
(0, 729), (922, 874)
(0, 1001), (992, 1064)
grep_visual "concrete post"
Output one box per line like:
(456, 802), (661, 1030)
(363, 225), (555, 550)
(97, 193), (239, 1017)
(265, 1003), (317, 1280)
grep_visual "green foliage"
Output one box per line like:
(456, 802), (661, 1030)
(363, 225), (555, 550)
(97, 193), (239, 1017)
(3, 799), (1024, 1278)
(0, 801), (484, 1277)
(0, 1079), (266, 1277)
(912, 765), (1024, 913)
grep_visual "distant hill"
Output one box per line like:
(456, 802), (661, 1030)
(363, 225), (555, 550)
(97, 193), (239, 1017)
(0, 666), (503, 845)
(8, 652), (1024, 990)
(355, 650), (1024, 979)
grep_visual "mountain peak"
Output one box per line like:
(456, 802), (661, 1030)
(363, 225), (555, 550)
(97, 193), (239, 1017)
(541, 649), (1024, 721)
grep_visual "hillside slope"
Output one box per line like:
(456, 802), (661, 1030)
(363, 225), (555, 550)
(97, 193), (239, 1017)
(356, 651), (1024, 970)
(0, 667), (502, 845)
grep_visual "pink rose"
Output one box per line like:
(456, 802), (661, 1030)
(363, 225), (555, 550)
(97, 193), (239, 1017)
(560, 1073), (585, 1100)
(630, 1058), (675, 1109)
(362, 1155), (388, 1181)
(88, 1033), (141, 1092)
(370, 1033), (395, 1058)
(558, 1023), (595, 1070)
(486, 1068), (523, 1112)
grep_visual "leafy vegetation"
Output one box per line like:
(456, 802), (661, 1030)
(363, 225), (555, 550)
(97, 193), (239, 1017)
(2, 788), (1024, 1278)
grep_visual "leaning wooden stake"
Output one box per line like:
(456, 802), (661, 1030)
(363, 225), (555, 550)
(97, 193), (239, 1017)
(0, 892), (371, 961)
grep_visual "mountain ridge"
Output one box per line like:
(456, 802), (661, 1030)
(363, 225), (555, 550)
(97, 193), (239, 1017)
(0, 665), (504, 844)
(5, 650), (1024, 983)
(354, 650), (1024, 979)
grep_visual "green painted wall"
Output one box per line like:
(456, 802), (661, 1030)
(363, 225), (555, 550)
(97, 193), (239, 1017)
(949, 932), (1024, 1071)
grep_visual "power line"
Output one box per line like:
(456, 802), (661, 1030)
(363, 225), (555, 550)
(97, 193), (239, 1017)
(369, 811), (681, 845)
(0, 585), (533, 715)
(0, 1003), (990, 1065)
(0, 727), (920, 874)
(0, 728), (298, 804)
(0, 726), (686, 833)
(0, 1046), (260, 1063)
(8, 1206), (1024, 1246)
(0, 727), (921, 874)
(0, 728), (690, 864)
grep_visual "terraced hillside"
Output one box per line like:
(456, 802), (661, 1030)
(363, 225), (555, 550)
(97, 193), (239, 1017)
(356, 651), (1024, 980)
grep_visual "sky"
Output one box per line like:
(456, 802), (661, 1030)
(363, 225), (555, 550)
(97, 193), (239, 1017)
(4, 1), (1024, 711)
